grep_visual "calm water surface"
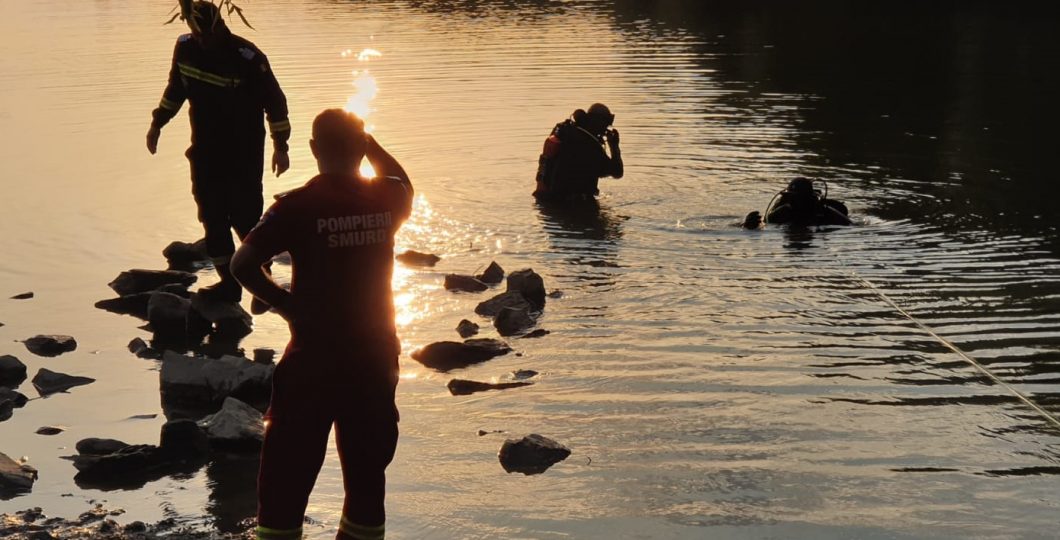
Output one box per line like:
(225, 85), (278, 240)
(1, 1), (1058, 538)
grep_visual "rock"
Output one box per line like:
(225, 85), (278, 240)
(162, 239), (209, 269)
(10, 292), (33, 300)
(446, 379), (533, 396)
(493, 306), (537, 336)
(0, 388), (28, 408)
(127, 414), (157, 420)
(157, 283), (192, 298)
(0, 452), (37, 495)
(94, 293), (152, 319)
(35, 426), (64, 436)
(444, 274), (489, 293)
(160, 351), (274, 411)
(23, 335), (77, 357)
(190, 293), (252, 337)
(147, 292), (192, 338)
(159, 419), (209, 456)
(519, 329), (550, 339)
(32, 368), (94, 396)
(197, 397), (264, 449)
(476, 261), (505, 285)
(548, 290), (563, 299)
(506, 269), (546, 309)
(474, 291), (532, 318)
(456, 319), (479, 338)
(75, 438), (130, 456)
(0, 355), (27, 387)
(0, 401), (11, 423)
(395, 250), (441, 267)
(510, 369), (539, 380)
(410, 339), (512, 372)
(107, 269), (196, 297)
(127, 337), (160, 360)
(498, 434), (571, 475)
(252, 348), (276, 365)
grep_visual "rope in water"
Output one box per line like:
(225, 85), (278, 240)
(852, 273), (1060, 432)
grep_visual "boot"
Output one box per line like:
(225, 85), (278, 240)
(199, 263), (242, 303)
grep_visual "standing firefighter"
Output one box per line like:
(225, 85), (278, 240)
(147, 1), (290, 303)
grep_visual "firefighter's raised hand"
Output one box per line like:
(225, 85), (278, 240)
(146, 126), (161, 155)
(272, 150), (289, 177)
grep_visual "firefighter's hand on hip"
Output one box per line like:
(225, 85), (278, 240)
(272, 149), (289, 177)
(146, 126), (161, 155)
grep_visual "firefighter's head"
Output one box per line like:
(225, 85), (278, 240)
(311, 109), (369, 175)
(186, 1), (228, 49)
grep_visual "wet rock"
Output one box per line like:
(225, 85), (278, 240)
(0, 401), (11, 423)
(157, 283), (192, 298)
(23, 335), (77, 357)
(506, 269), (546, 309)
(446, 379), (533, 396)
(0, 355), (27, 387)
(162, 239), (209, 270)
(0, 388), (28, 421)
(94, 293), (152, 319)
(519, 329), (550, 339)
(108, 269), (196, 297)
(253, 348), (276, 365)
(498, 434), (571, 475)
(548, 290), (563, 299)
(493, 306), (537, 337)
(444, 274), (489, 293)
(127, 337), (161, 360)
(476, 261), (505, 285)
(474, 291), (532, 318)
(190, 293), (252, 338)
(410, 339), (512, 372)
(159, 419), (209, 456)
(160, 351), (273, 411)
(10, 292), (33, 300)
(456, 319), (479, 338)
(35, 426), (64, 436)
(75, 438), (130, 456)
(510, 369), (539, 380)
(0, 452), (37, 495)
(197, 397), (264, 449)
(32, 368), (95, 396)
(396, 250), (441, 267)
(147, 292), (192, 338)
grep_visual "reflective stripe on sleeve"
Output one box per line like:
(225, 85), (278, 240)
(339, 516), (384, 540)
(177, 62), (241, 88)
(269, 119), (291, 133)
(159, 97), (180, 111)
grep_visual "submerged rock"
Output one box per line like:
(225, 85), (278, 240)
(108, 269), (196, 297)
(456, 319), (479, 338)
(94, 293), (152, 319)
(446, 379), (533, 396)
(127, 338), (161, 360)
(474, 291), (532, 318)
(493, 306), (537, 337)
(444, 274), (489, 293)
(0, 388), (28, 422)
(10, 292), (33, 300)
(75, 438), (130, 456)
(0, 452), (37, 495)
(160, 351), (273, 412)
(395, 250), (441, 267)
(510, 369), (539, 380)
(506, 269), (546, 309)
(498, 434), (571, 475)
(0, 355), (27, 387)
(35, 426), (64, 436)
(147, 292), (192, 338)
(197, 397), (264, 449)
(190, 293), (252, 338)
(410, 339), (512, 372)
(252, 348), (276, 365)
(519, 329), (550, 339)
(23, 335), (77, 357)
(476, 261), (505, 285)
(32, 368), (95, 396)
(162, 239), (209, 269)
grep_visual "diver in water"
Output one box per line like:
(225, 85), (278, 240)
(744, 177), (852, 228)
(533, 103), (623, 202)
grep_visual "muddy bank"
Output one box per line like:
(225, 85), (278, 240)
(1, 504), (252, 539)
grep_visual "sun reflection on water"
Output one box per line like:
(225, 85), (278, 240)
(342, 47), (382, 178)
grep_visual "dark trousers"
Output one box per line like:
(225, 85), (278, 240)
(187, 145), (265, 259)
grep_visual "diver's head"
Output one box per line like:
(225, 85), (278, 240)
(311, 109), (368, 175)
(583, 103), (615, 135)
(186, 1), (229, 49)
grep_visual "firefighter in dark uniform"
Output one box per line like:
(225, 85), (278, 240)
(146, 1), (290, 303)
(533, 103), (623, 202)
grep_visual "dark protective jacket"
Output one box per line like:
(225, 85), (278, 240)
(151, 31), (290, 155)
(534, 120), (619, 200)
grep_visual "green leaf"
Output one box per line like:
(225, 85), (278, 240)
(164, 12), (181, 25)
(234, 5), (254, 30)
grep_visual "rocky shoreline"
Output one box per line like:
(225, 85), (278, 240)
(1, 504), (253, 539)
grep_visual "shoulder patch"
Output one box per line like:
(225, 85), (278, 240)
(178, 33), (193, 43)
(238, 47), (256, 60)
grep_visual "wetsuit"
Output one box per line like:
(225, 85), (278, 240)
(151, 31), (290, 267)
(534, 121), (620, 201)
(241, 173), (413, 540)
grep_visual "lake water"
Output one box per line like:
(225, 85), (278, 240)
(1, 1), (1058, 538)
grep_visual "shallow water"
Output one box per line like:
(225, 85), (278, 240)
(1, 1), (1058, 538)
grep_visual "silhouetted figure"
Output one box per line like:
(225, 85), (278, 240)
(744, 177), (852, 228)
(147, 1), (290, 304)
(534, 103), (623, 201)
(231, 109), (412, 540)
